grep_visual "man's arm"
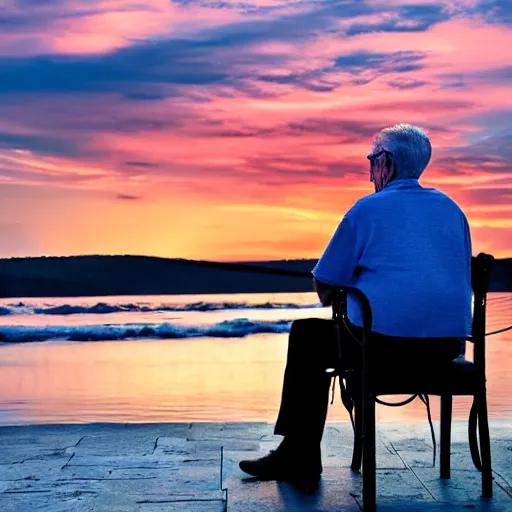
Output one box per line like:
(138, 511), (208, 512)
(313, 278), (336, 307)
(311, 210), (361, 303)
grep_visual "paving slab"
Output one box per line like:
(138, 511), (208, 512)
(0, 421), (511, 511)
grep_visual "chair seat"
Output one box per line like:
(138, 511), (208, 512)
(347, 360), (478, 396)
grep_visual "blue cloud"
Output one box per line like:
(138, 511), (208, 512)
(464, 110), (512, 139)
(474, 0), (512, 25)
(435, 130), (512, 173)
(0, 132), (81, 156)
(0, 39), (229, 95)
(334, 51), (426, 74)
(347, 3), (448, 36)
(387, 79), (427, 89)
(461, 131), (512, 161)
(473, 66), (512, 82)
(439, 66), (512, 90)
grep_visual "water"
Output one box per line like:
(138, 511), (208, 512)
(0, 292), (510, 425)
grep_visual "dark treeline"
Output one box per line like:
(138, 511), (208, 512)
(0, 254), (510, 298)
(0, 255), (316, 298)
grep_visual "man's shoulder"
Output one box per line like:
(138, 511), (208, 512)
(345, 195), (372, 220)
(348, 190), (390, 215)
(420, 185), (453, 200)
(350, 185), (463, 214)
(420, 186), (466, 214)
(351, 191), (380, 209)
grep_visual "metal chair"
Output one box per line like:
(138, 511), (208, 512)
(332, 252), (495, 511)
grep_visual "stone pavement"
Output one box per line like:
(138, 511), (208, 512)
(0, 421), (511, 511)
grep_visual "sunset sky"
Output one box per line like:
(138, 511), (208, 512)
(0, 0), (511, 261)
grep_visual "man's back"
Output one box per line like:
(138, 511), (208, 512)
(313, 178), (472, 338)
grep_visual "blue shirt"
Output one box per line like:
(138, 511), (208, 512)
(312, 179), (472, 338)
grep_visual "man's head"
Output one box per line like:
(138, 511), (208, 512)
(367, 124), (432, 192)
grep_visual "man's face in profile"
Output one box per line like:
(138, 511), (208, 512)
(368, 148), (394, 193)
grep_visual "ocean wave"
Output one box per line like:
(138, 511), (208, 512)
(1, 301), (320, 316)
(0, 319), (293, 343)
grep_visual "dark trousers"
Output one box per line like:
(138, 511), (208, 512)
(274, 318), (460, 448)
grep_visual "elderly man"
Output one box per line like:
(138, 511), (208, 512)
(239, 124), (472, 490)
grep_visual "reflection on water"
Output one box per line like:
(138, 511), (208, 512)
(0, 292), (510, 425)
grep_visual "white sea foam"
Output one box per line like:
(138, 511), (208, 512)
(0, 318), (293, 343)
(0, 301), (319, 316)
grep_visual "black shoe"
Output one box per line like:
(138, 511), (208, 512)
(239, 446), (322, 489)
(239, 449), (289, 480)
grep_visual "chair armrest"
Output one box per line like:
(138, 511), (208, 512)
(331, 286), (373, 334)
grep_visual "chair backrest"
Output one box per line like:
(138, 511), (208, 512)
(467, 254), (494, 379)
(333, 252), (502, 340)
(470, 253), (494, 342)
(331, 253), (505, 374)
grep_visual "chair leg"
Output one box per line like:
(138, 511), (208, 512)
(440, 395), (452, 479)
(477, 393), (493, 498)
(362, 393), (376, 512)
(351, 397), (363, 472)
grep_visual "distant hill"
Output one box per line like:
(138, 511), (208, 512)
(0, 255), (316, 298)
(0, 254), (509, 298)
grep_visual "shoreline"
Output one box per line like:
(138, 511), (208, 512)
(3, 416), (512, 428)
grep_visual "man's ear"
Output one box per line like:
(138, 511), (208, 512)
(384, 157), (395, 183)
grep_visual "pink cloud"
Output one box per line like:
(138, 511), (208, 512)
(1, 0), (247, 56)
(346, 18), (512, 74)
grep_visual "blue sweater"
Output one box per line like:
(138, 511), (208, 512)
(312, 178), (472, 337)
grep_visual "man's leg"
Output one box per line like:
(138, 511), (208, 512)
(239, 318), (338, 485)
(274, 318), (338, 449)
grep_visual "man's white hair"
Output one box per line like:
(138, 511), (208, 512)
(373, 123), (432, 179)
